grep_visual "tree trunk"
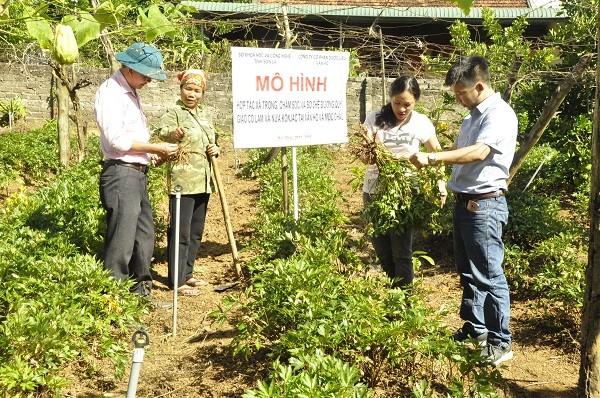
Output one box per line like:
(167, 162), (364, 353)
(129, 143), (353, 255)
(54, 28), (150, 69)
(69, 67), (87, 161)
(55, 68), (70, 167)
(52, 63), (91, 163)
(507, 54), (591, 185)
(578, 4), (600, 396)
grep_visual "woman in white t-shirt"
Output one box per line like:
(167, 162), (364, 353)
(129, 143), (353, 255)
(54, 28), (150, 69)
(362, 75), (446, 288)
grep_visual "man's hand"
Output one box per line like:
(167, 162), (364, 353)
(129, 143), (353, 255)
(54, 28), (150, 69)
(151, 154), (168, 167)
(156, 142), (178, 157)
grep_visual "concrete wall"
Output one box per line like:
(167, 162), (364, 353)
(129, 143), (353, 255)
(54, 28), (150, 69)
(0, 63), (447, 133)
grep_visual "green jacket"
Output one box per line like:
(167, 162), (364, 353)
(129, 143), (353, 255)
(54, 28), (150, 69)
(156, 100), (217, 195)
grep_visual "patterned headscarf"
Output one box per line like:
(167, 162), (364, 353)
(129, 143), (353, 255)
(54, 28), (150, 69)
(177, 69), (207, 89)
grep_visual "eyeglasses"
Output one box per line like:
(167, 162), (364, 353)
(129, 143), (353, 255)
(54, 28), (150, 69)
(452, 86), (477, 97)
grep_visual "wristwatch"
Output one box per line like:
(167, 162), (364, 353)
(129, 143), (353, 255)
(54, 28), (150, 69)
(427, 153), (437, 166)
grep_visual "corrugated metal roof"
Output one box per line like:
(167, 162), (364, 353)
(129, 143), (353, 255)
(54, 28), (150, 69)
(182, 1), (566, 22)
(259, 0), (530, 7)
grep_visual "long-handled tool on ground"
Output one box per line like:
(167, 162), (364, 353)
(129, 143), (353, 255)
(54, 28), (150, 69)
(126, 328), (150, 398)
(172, 185), (182, 336)
(210, 155), (242, 283)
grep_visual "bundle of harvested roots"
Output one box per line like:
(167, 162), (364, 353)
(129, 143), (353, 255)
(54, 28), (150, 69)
(171, 141), (204, 164)
(348, 124), (394, 166)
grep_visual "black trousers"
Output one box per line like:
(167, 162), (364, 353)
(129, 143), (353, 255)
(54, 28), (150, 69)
(99, 163), (154, 296)
(363, 191), (413, 288)
(167, 193), (210, 288)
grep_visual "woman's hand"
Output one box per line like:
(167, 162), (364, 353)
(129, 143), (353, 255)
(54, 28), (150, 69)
(207, 144), (219, 158)
(172, 126), (186, 141)
(437, 179), (448, 207)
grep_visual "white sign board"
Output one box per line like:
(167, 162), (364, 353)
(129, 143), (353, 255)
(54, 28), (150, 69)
(231, 47), (350, 149)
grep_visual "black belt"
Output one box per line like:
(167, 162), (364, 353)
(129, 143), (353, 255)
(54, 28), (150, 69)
(454, 190), (505, 202)
(102, 159), (149, 174)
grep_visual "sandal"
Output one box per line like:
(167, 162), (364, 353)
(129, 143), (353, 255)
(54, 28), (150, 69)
(177, 285), (200, 296)
(186, 277), (209, 287)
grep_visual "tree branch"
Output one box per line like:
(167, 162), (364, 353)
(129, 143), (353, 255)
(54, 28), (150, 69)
(507, 53), (592, 186)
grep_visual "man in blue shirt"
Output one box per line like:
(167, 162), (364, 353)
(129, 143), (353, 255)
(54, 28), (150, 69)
(411, 55), (517, 366)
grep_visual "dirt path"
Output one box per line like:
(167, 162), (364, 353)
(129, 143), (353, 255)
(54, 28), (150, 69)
(66, 137), (579, 397)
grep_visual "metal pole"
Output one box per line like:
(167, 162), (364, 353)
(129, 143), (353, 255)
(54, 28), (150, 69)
(282, 147), (289, 215)
(126, 328), (150, 398)
(281, 1), (291, 217)
(172, 185), (182, 337)
(292, 147), (298, 220)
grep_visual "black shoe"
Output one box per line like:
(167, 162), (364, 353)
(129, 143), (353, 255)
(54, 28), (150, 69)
(452, 327), (488, 346)
(480, 342), (513, 366)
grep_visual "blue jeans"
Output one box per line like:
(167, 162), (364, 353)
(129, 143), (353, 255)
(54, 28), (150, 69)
(363, 192), (413, 288)
(453, 196), (511, 345)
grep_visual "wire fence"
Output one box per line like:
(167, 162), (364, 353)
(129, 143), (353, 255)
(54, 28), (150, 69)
(0, 7), (593, 87)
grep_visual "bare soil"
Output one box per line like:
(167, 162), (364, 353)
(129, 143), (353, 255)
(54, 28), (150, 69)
(65, 135), (580, 398)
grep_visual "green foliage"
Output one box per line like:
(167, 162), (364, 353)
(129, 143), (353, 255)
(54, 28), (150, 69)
(247, 146), (347, 262)
(212, 145), (504, 396)
(504, 192), (567, 249)
(505, 187), (587, 314)
(226, 233), (504, 396)
(243, 349), (369, 398)
(422, 9), (556, 97)
(453, 0), (475, 15)
(239, 148), (274, 178)
(0, 128), (151, 396)
(0, 120), (61, 184)
(504, 230), (586, 320)
(22, 3), (101, 54)
(0, 96), (26, 126)
(508, 144), (560, 192)
(364, 157), (446, 237)
(0, 196), (144, 396)
(529, 232), (585, 306)
(22, 154), (105, 254)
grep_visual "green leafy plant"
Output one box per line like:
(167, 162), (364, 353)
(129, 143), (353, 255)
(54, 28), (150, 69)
(243, 349), (369, 398)
(0, 120), (61, 184)
(0, 129), (150, 397)
(0, 96), (26, 127)
(212, 143), (505, 396)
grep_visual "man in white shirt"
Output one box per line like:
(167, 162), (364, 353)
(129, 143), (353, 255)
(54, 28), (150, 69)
(95, 42), (178, 297)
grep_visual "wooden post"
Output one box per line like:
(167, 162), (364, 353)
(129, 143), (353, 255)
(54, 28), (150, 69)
(379, 26), (386, 106)
(210, 156), (242, 278)
(280, 0), (292, 216)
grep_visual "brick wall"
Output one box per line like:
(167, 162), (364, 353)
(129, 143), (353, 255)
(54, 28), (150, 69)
(0, 63), (447, 133)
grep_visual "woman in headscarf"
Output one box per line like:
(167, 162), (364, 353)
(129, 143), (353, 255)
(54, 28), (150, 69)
(156, 69), (219, 296)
